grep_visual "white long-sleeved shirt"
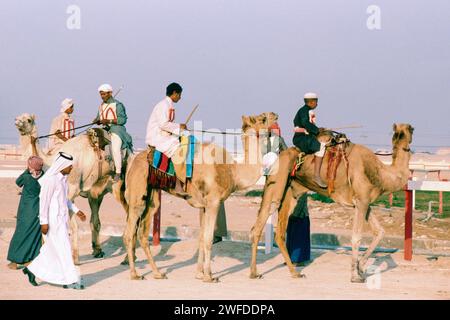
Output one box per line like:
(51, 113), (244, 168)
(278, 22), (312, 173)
(145, 97), (181, 157)
(38, 172), (79, 225)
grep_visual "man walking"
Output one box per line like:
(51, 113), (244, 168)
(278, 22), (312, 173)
(23, 152), (86, 289)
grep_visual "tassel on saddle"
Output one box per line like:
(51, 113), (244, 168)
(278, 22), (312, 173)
(326, 146), (342, 194)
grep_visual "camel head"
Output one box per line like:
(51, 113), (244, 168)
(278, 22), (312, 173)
(241, 112), (279, 134)
(15, 113), (37, 136)
(392, 123), (414, 146)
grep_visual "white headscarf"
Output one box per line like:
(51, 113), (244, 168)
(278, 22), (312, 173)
(60, 98), (74, 113)
(39, 152), (74, 186)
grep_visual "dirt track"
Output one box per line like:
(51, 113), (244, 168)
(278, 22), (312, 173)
(1, 228), (450, 300)
(1, 173), (450, 299)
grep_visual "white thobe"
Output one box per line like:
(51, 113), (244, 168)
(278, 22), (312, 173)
(48, 113), (75, 152)
(28, 172), (80, 285)
(145, 97), (181, 158)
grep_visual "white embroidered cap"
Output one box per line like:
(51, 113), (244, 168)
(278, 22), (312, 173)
(304, 92), (318, 99)
(98, 84), (113, 92)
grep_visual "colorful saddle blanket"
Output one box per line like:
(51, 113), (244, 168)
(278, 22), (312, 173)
(152, 150), (175, 176)
(148, 135), (197, 190)
(151, 135), (196, 178)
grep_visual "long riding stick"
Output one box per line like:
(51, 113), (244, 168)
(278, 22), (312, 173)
(330, 124), (363, 131)
(185, 104), (199, 125)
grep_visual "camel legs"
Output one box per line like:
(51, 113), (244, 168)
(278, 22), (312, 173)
(351, 200), (367, 283)
(120, 222), (137, 266)
(195, 208), (206, 279)
(88, 193), (105, 258)
(274, 188), (306, 278)
(200, 200), (220, 282)
(358, 210), (385, 273)
(136, 190), (167, 279)
(123, 203), (146, 280)
(249, 190), (279, 279)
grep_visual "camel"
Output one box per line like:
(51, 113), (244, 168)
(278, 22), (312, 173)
(14, 113), (117, 263)
(119, 112), (278, 281)
(249, 123), (414, 283)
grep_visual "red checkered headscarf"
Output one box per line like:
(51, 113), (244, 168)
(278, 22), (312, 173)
(27, 156), (44, 178)
(269, 122), (281, 136)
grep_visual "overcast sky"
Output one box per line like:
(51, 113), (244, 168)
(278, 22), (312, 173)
(0, 0), (449, 152)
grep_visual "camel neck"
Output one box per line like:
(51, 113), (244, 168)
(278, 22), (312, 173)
(19, 134), (52, 167)
(392, 140), (411, 169)
(233, 133), (264, 190)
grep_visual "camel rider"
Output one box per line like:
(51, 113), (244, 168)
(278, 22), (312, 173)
(93, 84), (133, 182)
(145, 82), (187, 157)
(48, 98), (75, 153)
(293, 92), (328, 188)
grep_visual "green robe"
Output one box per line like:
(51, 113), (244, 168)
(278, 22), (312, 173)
(95, 97), (133, 152)
(7, 170), (43, 264)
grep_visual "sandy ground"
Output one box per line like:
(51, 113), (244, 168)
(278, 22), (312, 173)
(1, 230), (450, 300)
(1, 158), (450, 299)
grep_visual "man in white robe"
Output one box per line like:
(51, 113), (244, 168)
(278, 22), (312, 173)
(145, 82), (187, 157)
(48, 98), (75, 154)
(23, 152), (86, 289)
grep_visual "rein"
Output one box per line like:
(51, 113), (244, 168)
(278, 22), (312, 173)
(187, 129), (270, 137)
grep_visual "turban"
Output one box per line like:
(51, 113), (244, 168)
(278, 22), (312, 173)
(27, 156), (44, 178)
(304, 92), (318, 99)
(98, 84), (113, 92)
(60, 98), (74, 113)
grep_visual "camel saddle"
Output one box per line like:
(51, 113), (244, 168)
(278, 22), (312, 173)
(87, 128), (110, 151)
(87, 128), (130, 179)
(290, 132), (351, 194)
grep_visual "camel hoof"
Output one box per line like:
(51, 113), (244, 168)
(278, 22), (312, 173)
(357, 261), (366, 275)
(249, 273), (263, 279)
(131, 275), (145, 280)
(351, 275), (366, 283)
(153, 273), (167, 280)
(93, 250), (105, 258)
(195, 272), (204, 280)
(292, 272), (306, 279)
(120, 260), (129, 266)
(203, 276), (219, 283)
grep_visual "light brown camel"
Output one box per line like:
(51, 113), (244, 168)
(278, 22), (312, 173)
(249, 123), (414, 283)
(15, 113), (117, 263)
(119, 112), (277, 281)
